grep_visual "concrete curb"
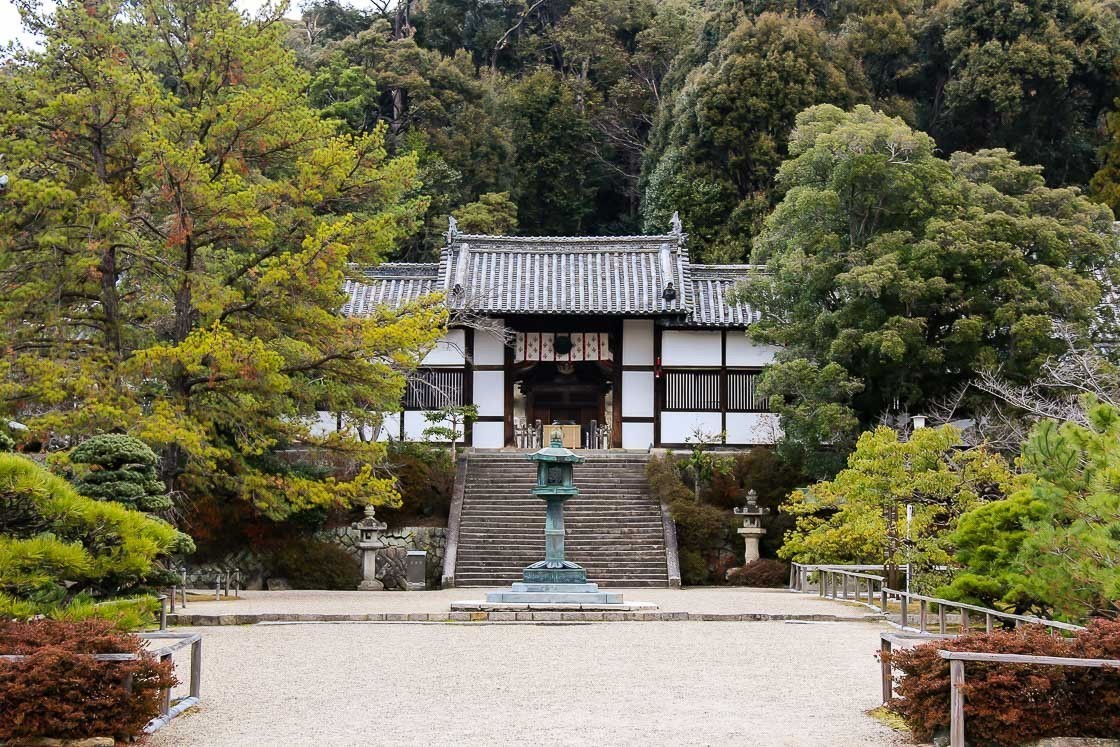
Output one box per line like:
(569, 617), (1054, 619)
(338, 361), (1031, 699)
(167, 611), (886, 626)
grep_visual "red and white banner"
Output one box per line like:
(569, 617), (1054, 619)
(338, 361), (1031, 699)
(514, 332), (613, 363)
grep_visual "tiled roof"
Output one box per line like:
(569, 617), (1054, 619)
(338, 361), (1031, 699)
(343, 234), (758, 328)
(440, 235), (691, 315)
(679, 265), (761, 327)
(341, 263), (439, 316)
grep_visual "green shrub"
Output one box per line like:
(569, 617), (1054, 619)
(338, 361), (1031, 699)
(889, 620), (1120, 745)
(726, 559), (790, 587)
(648, 454), (735, 585)
(70, 434), (171, 512)
(0, 453), (179, 620)
(0, 430), (13, 452)
(0, 618), (175, 740)
(380, 441), (454, 526)
(267, 538), (361, 590)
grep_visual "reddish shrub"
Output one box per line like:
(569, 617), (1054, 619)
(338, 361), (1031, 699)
(726, 559), (790, 587)
(0, 619), (176, 740)
(888, 620), (1120, 745)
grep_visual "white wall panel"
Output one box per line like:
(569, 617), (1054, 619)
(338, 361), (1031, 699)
(622, 422), (654, 450)
(660, 411), (723, 445)
(622, 371), (655, 418)
(421, 329), (466, 366)
(473, 325), (506, 366)
(726, 413), (781, 445)
(402, 411), (465, 442)
(472, 370), (505, 417)
(662, 330), (722, 367)
(622, 319), (654, 365)
(471, 421), (505, 448)
(725, 334), (780, 368)
(310, 410), (338, 437)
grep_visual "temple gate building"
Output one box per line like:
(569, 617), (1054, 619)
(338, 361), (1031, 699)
(339, 220), (781, 451)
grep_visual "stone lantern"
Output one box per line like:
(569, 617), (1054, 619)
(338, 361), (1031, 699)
(734, 489), (769, 565)
(353, 504), (388, 591)
(521, 430), (587, 585)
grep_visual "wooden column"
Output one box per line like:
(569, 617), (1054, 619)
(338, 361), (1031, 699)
(612, 324), (623, 448)
(463, 328), (474, 447)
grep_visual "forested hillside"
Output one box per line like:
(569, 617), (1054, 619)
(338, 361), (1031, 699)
(289, 0), (1120, 261)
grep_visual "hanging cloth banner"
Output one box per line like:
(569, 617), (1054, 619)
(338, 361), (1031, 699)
(514, 332), (613, 363)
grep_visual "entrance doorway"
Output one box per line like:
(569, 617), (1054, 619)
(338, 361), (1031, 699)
(513, 361), (613, 447)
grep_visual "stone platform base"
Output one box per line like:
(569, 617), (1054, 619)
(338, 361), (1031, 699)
(452, 601), (659, 612)
(484, 581), (635, 606)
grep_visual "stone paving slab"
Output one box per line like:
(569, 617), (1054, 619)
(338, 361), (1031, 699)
(167, 610), (881, 625)
(173, 586), (874, 618)
(149, 620), (906, 746)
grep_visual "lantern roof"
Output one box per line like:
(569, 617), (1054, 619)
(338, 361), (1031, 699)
(526, 434), (586, 464)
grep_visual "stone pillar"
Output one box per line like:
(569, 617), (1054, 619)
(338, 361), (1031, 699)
(734, 490), (769, 566)
(353, 505), (387, 591)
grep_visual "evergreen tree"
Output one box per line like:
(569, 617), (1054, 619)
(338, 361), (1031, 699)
(0, 0), (444, 520)
(740, 105), (1117, 445)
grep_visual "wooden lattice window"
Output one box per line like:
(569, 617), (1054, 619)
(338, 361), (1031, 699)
(663, 371), (721, 411)
(404, 369), (464, 410)
(727, 370), (768, 412)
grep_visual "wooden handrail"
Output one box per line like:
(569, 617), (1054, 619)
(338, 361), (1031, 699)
(937, 649), (1120, 747)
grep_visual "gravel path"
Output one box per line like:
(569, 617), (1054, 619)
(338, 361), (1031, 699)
(149, 620), (904, 746)
(175, 587), (872, 617)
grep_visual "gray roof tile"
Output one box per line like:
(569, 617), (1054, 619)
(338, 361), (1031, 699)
(343, 235), (758, 328)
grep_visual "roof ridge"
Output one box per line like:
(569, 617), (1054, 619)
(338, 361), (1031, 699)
(452, 234), (681, 244)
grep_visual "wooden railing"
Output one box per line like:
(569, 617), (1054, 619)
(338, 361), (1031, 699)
(938, 650), (1120, 747)
(790, 562), (1082, 636)
(0, 630), (202, 733)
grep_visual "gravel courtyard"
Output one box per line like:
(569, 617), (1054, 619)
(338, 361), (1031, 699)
(149, 619), (905, 746)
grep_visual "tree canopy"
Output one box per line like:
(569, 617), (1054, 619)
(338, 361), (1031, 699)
(738, 105), (1118, 456)
(0, 0), (444, 520)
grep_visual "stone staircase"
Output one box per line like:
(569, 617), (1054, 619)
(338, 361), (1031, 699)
(450, 451), (673, 588)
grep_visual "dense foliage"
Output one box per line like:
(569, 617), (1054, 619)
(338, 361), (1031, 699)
(0, 619), (176, 740)
(888, 621), (1120, 745)
(739, 106), (1118, 458)
(70, 435), (170, 513)
(267, 537), (361, 590)
(0, 454), (179, 621)
(0, 0), (444, 523)
(941, 401), (1120, 621)
(725, 558), (790, 587)
(779, 426), (1013, 589)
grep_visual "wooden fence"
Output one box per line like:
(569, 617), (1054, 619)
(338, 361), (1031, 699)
(939, 650), (1120, 747)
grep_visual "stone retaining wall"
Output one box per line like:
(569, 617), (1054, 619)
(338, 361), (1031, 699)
(183, 527), (448, 591)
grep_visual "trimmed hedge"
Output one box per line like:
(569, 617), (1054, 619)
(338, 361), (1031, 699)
(888, 620), (1120, 745)
(726, 559), (790, 587)
(0, 619), (175, 740)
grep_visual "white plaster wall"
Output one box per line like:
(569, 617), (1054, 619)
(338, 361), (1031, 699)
(622, 371), (655, 418)
(622, 319), (654, 365)
(310, 410), (338, 437)
(725, 334), (780, 367)
(421, 329), (466, 366)
(660, 411), (723, 444)
(472, 421), (505, 448)
(472, 370), (505, 417)
(403, 411), (464, 442)
(473, 325), (506, 366)
(622, 421), (654, 450)
(662, 330), (722, 367)
(726, 412), (782, 445)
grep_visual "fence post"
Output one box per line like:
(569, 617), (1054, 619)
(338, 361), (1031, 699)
(880, 637), (893, 704)
(900, 594), (909, 629)
(214, 574), (221, 602)
(950, 659), (966, 747)
(159, 595), (168, 631)
(880, 586), (888, 613)
(985, 613), (994, 633)
(939, 605), (947, 635)
(842, 574), (849, 599)
(190, 638), (203, 699)
(160, 653), (173, 716)
(960, 609), (969, 632)
(919, 600), (928, 634)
